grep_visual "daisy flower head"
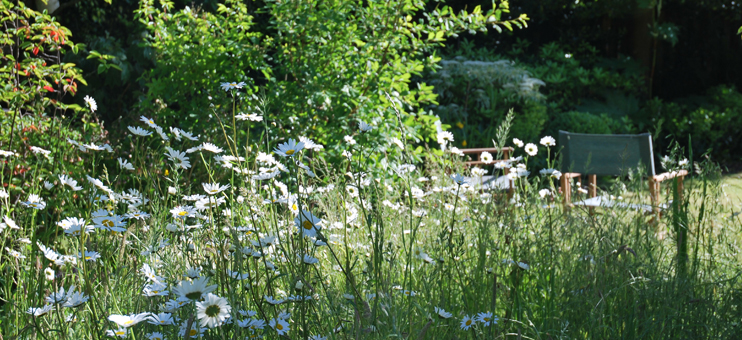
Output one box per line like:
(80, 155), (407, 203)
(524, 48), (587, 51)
(146, 332), (164, 340)
(524, 143), (538, 156)
(118, 158), (135, 171)
(128, 126), (152, 137)
(108, 313), (151, 328)
(274, 139), (305, 157)
(0, 150), (17, 157)
(345, 185), (359, 198)
(236, 112), (264, 121)
(513, 138), (524, 148)
(84, 95), (97, 112)
(140, 116), (158, 128)
(6, 247), (25, 259)
(540, 136), (556, 147)
(679, 158), (689, 167)
(170, 205), (196, 219)
(450, 173), (467, 186)
(302, 254), (319, 265)
(269, 318), (290, 335)
(391, 137), (404, 150)
(480, 151), (493, 164)
(460, 315), (475, 330)
(538, 189), (552, 198)
(344, 135), (356, 145)
(63, 290), (90, 308)
(30, 146), (51, 158)
(106, 328), (127, 338)
(437, 131), (454, 145)
(200, 142), (223, 154)
(196, 293), (232, 328)
(358, 121), (374, 132)
(435, 307), (453, 319)
(202, 183), (230, 195)
(220, 81), (246, 91)
(44, 267), (55, 280)
(174, 276), (217, 300)
(58, 175), (83, 191)
(27, 304), (54, 317)
(294, 210), (322, 238)
(476, 311), (497, 326)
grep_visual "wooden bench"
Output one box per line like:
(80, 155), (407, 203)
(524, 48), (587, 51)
(461, 147), (515, 198)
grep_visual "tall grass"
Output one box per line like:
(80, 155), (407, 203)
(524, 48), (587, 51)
(0, 91), (740, 340)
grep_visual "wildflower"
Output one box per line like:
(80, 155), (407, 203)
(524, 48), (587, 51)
(128, 126), (152, 137)
(460, 315), (475, 330)
(196, 293), (231, 328)
(359, 121), (374, 132)
(403, 290), (417, 297)
(540, 136), (556, 147)
(310, 335), (328, 340)
(236, 113), (263, 121)
(47, 285), (73, 304)
(78, 250), (101, 262)
(125, 211), (150, 220)
(437, 131), (454, 145)
(203, 183), (230, 195)
(31, 146), (51, 158)
(0, 150), (17, 157)
(221, 81), (246, 91)
(471, 167), (487, 177)
(538, 189), (552, 198)
(27, 305), (54, 317)
(143, 282), (169, 297)
(200, 142), (223, 154)
(108, 313), (151, 328)
(274, 139), (305, 157)
(228, 271), (250, 280)
(679, 158), (689, 167)
(451, 173), (467, 186)
(170, 206), (195, 219)
(58, 217), (94, 236)
(517, 261), (530, 270)
(164, 148), (191, 169)
(269, 318), (290, 335)
(344, 135), (356, 145)
(476, 311), (497, 326)
(524, 143), (538, 156)
(297, 163), (316, 178)
(195, 196), (226, 211)
(449, 147), (464, 156)
(174, 277), (217, 300)
(6, 247), (24, 259)
(513, 138), (524, 148)
(435, 307), (453, 319)
(294, 210), (322, 238)
(105, 328), (127, 338)
(346, 185), (359, 198)
(44, 268), (55, 280)
(146, 332), (164, 340)
(63, 291), (90, 308)
(178, 322), (207, 337)
(265, 296), (284, 305)
(480, 151), (494, 164)
(302, 254), (319, 264)
(84, 95), (97, 111)
(59, 175), (83, 191)
(93, 214), (127, 232)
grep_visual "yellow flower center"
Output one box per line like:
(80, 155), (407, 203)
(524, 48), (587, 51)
(276, 324), (284, 330)
(189, 329), (198, 336)
(285, 149), (295, 155)
(466, 320), (472, 326)
(116, 331), (126, 335)
(302, 220), (314, 230)
(484, 317), (491, 322)
(205, 305), (221, 317)
(124, 320), (134, 325)
(102, 220), (114, 228)
(178, 211), (188, 216)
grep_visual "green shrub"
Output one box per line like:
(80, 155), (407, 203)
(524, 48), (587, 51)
(545, 111), (624, 136)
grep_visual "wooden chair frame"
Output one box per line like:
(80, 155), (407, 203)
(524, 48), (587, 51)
(460, 147), (515, 199)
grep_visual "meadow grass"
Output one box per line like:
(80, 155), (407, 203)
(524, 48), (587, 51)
(1, 96), (740, 340)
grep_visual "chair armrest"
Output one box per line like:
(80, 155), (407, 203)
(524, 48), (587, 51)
(652, 170), (688, 183)
(563, 172), (582, 179)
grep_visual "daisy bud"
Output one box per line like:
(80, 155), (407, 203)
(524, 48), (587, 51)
(168, 186), (177, 195)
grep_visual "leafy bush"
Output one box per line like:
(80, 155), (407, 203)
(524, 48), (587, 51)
(545, 111), (626, 137)
(641, 85), (742, 160)
(135, 0), (529, 163)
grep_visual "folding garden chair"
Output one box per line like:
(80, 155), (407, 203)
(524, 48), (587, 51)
(558, 131), (687, 215)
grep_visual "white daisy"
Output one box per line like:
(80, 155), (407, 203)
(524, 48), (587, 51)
(269, 318), (290, 335)
(294, 210), (322, 238)
(524, 143), (538, 156)
(128, 126), (152, 136)
(476, 311), (497, 326)
(481, 151), (493, 164)
(540, 136), (556, 147)
(391, 137), (404, 150)
(450, 173), (466, 186)
(196, 293), (232, 328)
(202, 183), (230, 195)
(174, 277), (217, 300)
(146, 332), (164, 340)
(460, 315), (475, 330)
(30, 146), (51, 158)
(200, 142), (223, 154)
(58, 175), (83, 191)
(147, 313), (175, 326)
(108, 313), (151, 328)
(435, 307), (452, 319)
(220, 81), (246, 91)
(84, 95), (97, 111)
(118, 158), (135, 171)
(105, 328), (127, 338)
(140, 116), (158, 128)
(26, 305), (54, 317)
(359, 121), (374, 132)
(235, 113), (263, 121)
(512, 138), (524, 148)
(437, 131), (454, 145)
(274, 139), (305, 157)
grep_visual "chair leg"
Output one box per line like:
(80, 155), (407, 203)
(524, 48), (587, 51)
(561, 174), (571, 211)
(588, 174), (596, 215)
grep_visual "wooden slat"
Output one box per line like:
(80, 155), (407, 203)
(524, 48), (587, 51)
(652, 170), (688, 182)
(459, 147), (515, 154)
